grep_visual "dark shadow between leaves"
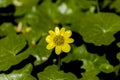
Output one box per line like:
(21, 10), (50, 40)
(16, 40), (29, 55)
(72, 31), (83, 47)
(0, 55), (36, 74)
(84, 42), (105, 56)
(60, 60), (85, 78)
(37, 0), (44, 5)
(52, 0), (57, 3)
(0, 5), (16, 25)
(85, 41), (119, 66)
(97, 72), (116, 80)
(0, 5), (15, 14)
(31, 50), (55, 80)
(84, 30), (120, 66)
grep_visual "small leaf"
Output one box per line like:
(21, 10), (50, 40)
(102, 0), (112, 8)
(114, 64), (120, 76)
(80, 72), (99, 80)
(99, 63), (114, 73)
(117, 42), (120, 48)
(37, 65), (78, 80)
(110, 0), (120, 12)
(117, 52), (120, 61)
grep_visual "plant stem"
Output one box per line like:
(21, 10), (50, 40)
(58, 55), (61, 70)
(96, 0), (100, 13)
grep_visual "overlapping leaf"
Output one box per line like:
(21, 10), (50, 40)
(71, 13), (120, 46)
(110, 0), (120, 12)
(29, 36), (52, 66)
(62, 45), (114, 79)
(0, 24), (29, 71)
(0, 0), (119, 80)
(0, 64), (36, 80)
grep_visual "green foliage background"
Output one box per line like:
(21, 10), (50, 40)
(0, 0), (120, 80)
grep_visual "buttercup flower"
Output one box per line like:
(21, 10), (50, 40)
(46, 27), (74, 55)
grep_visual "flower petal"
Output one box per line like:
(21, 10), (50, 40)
(65, 30), (72, 37)
(49, 30), (55, 35)
(60, 27), (65, 35)
(46, 35), (53, 43)
(66, 38), (74, 43)
(62, 44), (71, 53)
(46, 42), (55, 50)
(55, 27), (60, 35)
(55, 46), (62, 55)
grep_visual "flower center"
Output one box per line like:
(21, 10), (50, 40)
(53, 35), (64, 46)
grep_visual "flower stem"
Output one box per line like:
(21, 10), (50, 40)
(96, 0), (100, 13)
(58, 55), (61, 70)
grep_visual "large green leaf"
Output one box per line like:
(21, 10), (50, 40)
(71, 13), (120, 46)
(0, 64), (36, 80)
(62, 45), (114, 79)
(0, 34), (28, 71)
(37, 65), (78, 80)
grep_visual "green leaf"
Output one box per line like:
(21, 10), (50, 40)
(21, 0), (96, 34)
(19, 1), (55, 35)
(14, 0), (39, 16)
(0, 35), (26, 55)
(102, 0), (112, 8)
(30, 36), (52, 66)
(62, 45), (114, 79)
(26, 4), (54, 31)
(114, 64), (120, 76)
(56, 0), (95, 15)
(80, 73), (99, 80)
(71, 13), (120, 46)
(37, 65), (78, 80)
(110, 0), (120, 12)
(117, 52), (120, 61)
(0, 0), (12, 7)
(0, 23), (16, 36)
(0, 64), (36, 80)
(0, 34), (28, 71)
(21, 24), (42, 45)
(0, 29), (7, 38)
(117, 42), (120, 48)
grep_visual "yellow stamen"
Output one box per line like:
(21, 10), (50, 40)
(53, 35), (64, 46)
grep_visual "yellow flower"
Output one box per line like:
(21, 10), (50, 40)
(46, 27), (74, 55)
